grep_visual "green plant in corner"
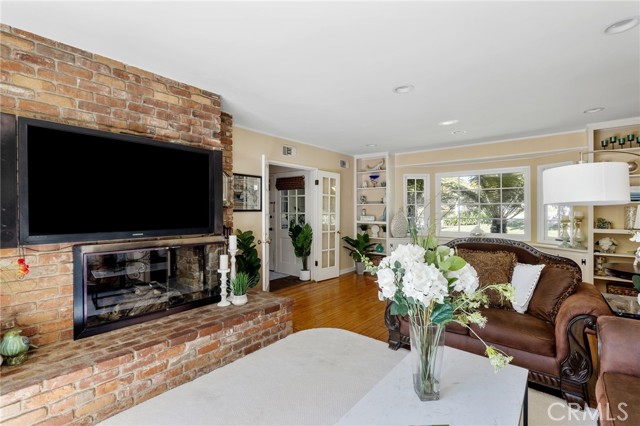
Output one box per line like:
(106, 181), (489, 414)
(342, 234), (376, 263)
(288, 219), (313, 272)
(234, 229), (261, 285)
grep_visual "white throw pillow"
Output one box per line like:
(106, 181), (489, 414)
(511, 263), (545, 314)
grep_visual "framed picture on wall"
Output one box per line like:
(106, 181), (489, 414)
(233, 174), (262, 211)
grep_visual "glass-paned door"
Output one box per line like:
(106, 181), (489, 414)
(315, 170), (340, 281)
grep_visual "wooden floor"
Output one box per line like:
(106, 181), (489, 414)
(271, 272), (389, 343)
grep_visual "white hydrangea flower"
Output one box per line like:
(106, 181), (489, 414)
(630, 231), (640, 242)
(376, 268), (397, 299)
(402, 262), (448, 305)
(448, 264), (479, 294)
(388, 244), (426, 270)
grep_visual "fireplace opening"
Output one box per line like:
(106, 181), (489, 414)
(73, 238), (225, 339)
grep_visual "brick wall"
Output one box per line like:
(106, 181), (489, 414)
(0, 291), (293, 426)
(0, 24), (234, 345)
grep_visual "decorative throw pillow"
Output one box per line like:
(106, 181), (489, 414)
(526, 263), (581, 323)
(455, 249), (517, 308)
(510, 263), (545, 314)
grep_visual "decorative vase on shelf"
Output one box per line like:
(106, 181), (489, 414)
(391, 208), (409, 238)
(409, 318), (445, 401)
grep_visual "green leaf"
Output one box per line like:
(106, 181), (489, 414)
(447, 256), (467, 272)
(390, 301), (409, 316)
(430, 303), (454, 324)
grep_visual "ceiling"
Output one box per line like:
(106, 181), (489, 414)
(2, 1), (639, 156)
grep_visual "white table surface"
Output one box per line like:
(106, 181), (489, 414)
(337, 346), (529, 426)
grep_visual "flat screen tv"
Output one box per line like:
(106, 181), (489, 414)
(18, 117), (223, 245)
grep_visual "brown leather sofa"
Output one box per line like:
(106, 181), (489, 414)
(595, 316), (640, 426)
(385, 237), (612, 407)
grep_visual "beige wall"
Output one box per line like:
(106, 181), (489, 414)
(392, 131), (589, 243)
(232, 127), (355, 273)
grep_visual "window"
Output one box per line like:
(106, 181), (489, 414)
(403, 175), (429, 233)
(537, 162), (573, 244)
(280, 188), (305, 229)
(436, 167), (530, 239)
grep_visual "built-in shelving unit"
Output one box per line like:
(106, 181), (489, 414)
(587, 117), (640, 295)
(354, 153), (393, 256)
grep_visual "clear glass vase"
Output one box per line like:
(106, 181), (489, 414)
(409, 318), (445, 401)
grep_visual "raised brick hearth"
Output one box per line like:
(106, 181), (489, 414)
(0, 291), (293, 426)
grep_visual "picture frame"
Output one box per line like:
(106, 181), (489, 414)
(233, 174), (262, 211)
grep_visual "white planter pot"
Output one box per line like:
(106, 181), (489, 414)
(355, 262), (365, 275)
(299, 270), (311, 281)
(231, 294), (248, 305)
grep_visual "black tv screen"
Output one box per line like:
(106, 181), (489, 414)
(18, 117), (222, 244)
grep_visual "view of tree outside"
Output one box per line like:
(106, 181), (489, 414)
(438, 170), (527, 236)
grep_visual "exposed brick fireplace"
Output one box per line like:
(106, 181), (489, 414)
(0, 25), (290, 426)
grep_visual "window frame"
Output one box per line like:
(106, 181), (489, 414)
(537, 161), (574, 245)
(435, 166), (531, 240)
(403, 174), (430, 234)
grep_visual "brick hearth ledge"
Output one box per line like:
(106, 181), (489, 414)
(0, 290), (293, 426)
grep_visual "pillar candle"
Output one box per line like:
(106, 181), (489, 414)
(229, 235), (237, 250)
(220, 255), (229, 270)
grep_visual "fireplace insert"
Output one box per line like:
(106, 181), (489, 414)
(73, 238), (225, 339)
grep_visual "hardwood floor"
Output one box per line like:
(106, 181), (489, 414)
(271, 272), (389, 343)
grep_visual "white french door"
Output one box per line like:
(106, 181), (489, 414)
(314, 170), (340, 281)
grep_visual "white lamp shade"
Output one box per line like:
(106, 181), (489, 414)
(542, 162), (630, 205)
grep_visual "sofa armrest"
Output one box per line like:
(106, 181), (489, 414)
(598, 315), (640, 377)
(554, 283), (612, 360)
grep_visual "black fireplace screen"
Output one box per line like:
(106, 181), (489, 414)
(74, 241), (224, 339)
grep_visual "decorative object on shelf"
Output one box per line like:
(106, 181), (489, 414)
(380, 207), (387, 221)
(595, 256), (606, 276)
(595, 217), (613, 229)
(375, 243), (384, 253)
(559, 215), (571, 248)
(381, 224), (387, 238)
(366, 241), (515, 400)
(360, 215), (375, 221)
(625, 206), (637, 230)
(361, 178), (368, 188)
(596, 237), (618, 253)
(361, 208), (367, 216)
(572, 212), (586, 250)
(371, 224), (380, 238)
(369, 174), (380, 187)
(380, 181), (386, 187)
(391, 208), (409, 238)
(359, 195), (367, 204)
(288, 219), (313, 281)
(0, 328), (38, 366)
(366, 159), (385, 171)
(630, 231), (640, 266)
(359, 224), (369, 234)
(342, 234), (376, 275)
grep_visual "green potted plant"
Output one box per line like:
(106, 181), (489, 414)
(235, 229), (261, 285)
(288, 219), (313, 281)
(342, 233), (376, 275)
(230, 271), (257, 305)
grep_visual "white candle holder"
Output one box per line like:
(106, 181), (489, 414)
(217, 268), (231, 307)
(229, 248), (238, 281)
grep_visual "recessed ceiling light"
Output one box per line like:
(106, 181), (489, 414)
(438, 119), (459, 126)
(604, 17), (639, 35)
(451, 130), (467, 135)
(584, 107), (605, 114)
(366, 143), (377, 147)
(392, 85), (414, 94)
